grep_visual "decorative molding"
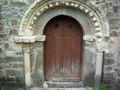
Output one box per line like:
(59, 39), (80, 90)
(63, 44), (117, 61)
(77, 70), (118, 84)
(22, 44), (32, 52)
(17, 0), (109, 53)
(15, 0), (110, 64)
(14, 35), (46, 43)
(19, 0), (109, 36)
(15, 36), (36, 43)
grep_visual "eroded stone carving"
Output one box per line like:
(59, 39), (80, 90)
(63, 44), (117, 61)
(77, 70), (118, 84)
(14, 36), (36, 43)
(83, 35), (95, 42)
(19, 0), (105, 36)
(14, 35), (46, 43)
(18, 0), (109, 41)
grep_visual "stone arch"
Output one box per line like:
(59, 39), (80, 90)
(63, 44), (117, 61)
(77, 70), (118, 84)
(21, 0), (108, 36)
(16, 0), (109, 52)
(14, 0), (110, 88)
(35, 8), (92, 35)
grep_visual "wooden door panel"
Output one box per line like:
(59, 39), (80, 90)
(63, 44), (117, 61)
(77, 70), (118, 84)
(44, 15), (83, 82)
(54, 37), (62, 77)
(71, 38), (81, 77)
(45, 37), (54, 77)
(63, 37), (72, 77)
(45, 37), (62, 77)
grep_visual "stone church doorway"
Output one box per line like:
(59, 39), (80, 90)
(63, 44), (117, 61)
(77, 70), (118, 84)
(14, 0), (109, 88)
(44, 15), (83, 83)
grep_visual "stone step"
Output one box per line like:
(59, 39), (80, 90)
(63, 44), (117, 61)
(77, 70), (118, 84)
(30, 87), (93, 90)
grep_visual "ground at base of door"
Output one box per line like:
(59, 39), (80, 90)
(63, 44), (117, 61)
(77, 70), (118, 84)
(30, 87), (93, 90)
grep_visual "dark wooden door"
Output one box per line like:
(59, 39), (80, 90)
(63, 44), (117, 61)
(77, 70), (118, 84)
(44, 16), (83, 82)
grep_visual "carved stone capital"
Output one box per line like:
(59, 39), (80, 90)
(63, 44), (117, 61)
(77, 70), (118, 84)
(14, 36), (36, 43)
(22, 44), (31, 53)
(95, 39), (104, 53)
(14, 35), (46, 44)
(35, 35), (46, 42)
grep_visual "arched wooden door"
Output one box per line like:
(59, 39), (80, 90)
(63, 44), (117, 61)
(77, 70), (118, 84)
(44, 15), (83, 82)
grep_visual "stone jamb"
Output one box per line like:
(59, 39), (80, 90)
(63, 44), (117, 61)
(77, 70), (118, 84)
(22, 44), (32, 87)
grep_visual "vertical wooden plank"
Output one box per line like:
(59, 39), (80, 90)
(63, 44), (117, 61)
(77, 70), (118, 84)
(63, 37), (72, 78)
(54, 37), (62, 77)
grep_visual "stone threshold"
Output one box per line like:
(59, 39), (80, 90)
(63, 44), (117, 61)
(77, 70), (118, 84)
(30, 87), (93, 90)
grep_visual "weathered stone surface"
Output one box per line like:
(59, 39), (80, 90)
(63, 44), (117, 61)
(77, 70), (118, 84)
(109, 43), (118, 54)
(110, 31), (119, 37)
(112, 0), (120, 6)
(5, 69), (24, 78)
(11, 19), (18, 27)
(103, 72), (114, 79)
(1, 0), (32, 5)
(30, 88), (93, 90)
(104, 66), (113, 72)
(5, 51), (22, 57)
(113, 6), (120, 13)
(0, 0), (120, 90)
(11, 0), (30, 4)
(114, 69), (120, 77)
(104, 53), (114, 57)
(5, 62), (23, 68)
(104, 58), (115, 65)
(103, 79), (112, 85)
(0, 1), (2, 5)
(5, 56), (23, 62)
(116, 78), (120, 85)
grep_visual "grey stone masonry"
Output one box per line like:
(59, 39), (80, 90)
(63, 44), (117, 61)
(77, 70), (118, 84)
(30, 88), (93, 90)
(0, 0), (120, 90)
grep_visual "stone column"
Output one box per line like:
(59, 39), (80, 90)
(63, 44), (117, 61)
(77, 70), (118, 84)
(14, 35), (46, 88)
(95, 37), (104, 90)
(23, 45), (32, 88)
(95, 52), (103, 90)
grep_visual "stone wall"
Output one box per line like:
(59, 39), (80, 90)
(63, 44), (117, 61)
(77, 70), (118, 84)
(0, 0), (120, 90)
(0, 0), (32, 89)
(94, 0), (120, 90)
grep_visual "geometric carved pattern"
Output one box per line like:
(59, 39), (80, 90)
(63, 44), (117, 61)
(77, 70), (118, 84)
(18, 0), (109, 53)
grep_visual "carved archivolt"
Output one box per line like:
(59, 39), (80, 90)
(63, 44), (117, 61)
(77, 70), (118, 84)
(16, 0), (109, 52)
